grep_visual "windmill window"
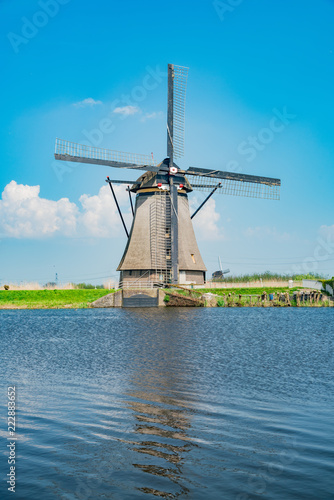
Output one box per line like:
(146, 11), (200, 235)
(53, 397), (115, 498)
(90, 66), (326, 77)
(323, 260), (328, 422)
(191, 254), (196, 263)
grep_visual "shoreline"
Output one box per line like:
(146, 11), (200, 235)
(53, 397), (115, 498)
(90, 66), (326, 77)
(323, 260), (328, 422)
(1, 304), (333, 310)
(0, 288), (332, 310)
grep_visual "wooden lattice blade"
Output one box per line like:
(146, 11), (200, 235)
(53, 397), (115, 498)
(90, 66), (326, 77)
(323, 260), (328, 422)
(54, 138), (159, 172)
(185, 167), (281, 200)
(167, 64), (189, 159)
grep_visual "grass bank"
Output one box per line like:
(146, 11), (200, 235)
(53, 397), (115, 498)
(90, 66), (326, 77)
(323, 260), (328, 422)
(0, 289), (113, 309)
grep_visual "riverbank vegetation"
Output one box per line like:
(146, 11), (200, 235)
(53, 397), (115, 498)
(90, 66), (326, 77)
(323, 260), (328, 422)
(168, 286), (333, 307)
(0, 289), (112, 309)
(1, 287), (332, 310)
(212, 272), (326, 283)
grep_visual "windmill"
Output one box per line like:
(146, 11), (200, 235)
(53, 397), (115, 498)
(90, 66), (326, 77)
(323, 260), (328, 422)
(54, 64), (280, 288)
(212, 257), (230, 280)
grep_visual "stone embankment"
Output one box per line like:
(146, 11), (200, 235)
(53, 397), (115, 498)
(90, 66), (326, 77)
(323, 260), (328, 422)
(90, 288), (333, 308)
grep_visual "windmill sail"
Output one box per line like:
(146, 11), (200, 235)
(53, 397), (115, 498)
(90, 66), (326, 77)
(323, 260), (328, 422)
(185, 166), (280, 200)
(167, 64), (189, 159)
(55, 138), (158, 172)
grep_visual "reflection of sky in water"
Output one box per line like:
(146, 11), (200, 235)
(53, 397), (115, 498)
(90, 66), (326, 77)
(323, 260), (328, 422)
(0, 308), (333, 499)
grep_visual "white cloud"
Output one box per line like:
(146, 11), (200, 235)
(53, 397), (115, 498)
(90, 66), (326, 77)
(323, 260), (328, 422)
(0, 181), (132, 239)
(0, 181), (78, 238)
(244, 226), (290, 242)
(73, 98), (103, 108)
(190, 196), (222, 240)
(1, 181), (225, 243)
(113, 105), (140, 116)
(140, 111), (164, 122)
(79, 185), (131, 238)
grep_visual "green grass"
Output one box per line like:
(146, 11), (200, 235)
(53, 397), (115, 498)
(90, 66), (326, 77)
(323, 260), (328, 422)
(165, 288), (192, 297)
(0, 289), (113, 309)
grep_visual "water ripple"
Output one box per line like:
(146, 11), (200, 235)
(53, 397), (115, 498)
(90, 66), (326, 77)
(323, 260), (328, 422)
(0, 308), (333, 499)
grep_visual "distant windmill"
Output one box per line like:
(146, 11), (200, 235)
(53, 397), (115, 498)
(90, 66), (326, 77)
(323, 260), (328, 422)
(54, 64), (280, 287)
(212, 257), (230, 280)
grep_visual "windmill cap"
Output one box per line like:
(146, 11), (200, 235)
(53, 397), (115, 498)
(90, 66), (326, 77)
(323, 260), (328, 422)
(128, 169), (193, 193)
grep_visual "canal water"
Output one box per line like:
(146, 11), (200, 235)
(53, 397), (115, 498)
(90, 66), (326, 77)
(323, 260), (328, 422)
(0, 308), (333, 499)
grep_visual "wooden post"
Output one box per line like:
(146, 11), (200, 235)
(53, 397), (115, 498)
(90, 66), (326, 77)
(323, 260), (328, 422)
(261, 291), (267, 306)
(296, 292), (300, 307)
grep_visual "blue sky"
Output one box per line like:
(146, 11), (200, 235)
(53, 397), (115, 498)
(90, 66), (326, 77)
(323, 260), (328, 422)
(1, 0), (334, 285)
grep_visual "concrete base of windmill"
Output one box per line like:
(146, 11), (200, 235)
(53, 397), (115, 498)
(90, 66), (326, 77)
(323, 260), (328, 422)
(90, 290), (122, 308)
(90, 289), (166, 308)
